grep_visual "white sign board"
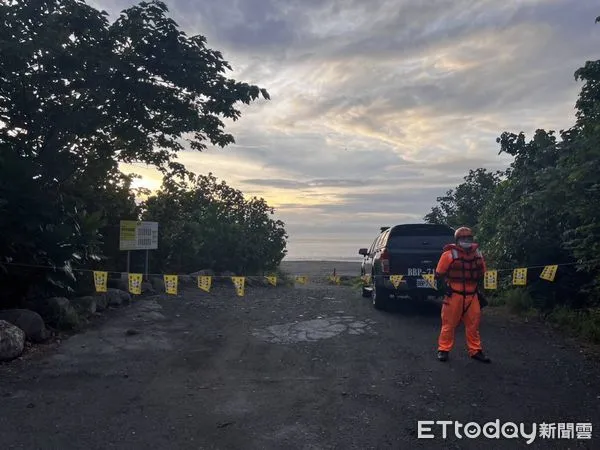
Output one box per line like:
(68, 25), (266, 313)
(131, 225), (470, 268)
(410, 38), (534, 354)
(119, 220), (159, 251)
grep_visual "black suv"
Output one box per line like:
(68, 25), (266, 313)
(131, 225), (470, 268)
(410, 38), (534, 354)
(359, 223), (455, 310)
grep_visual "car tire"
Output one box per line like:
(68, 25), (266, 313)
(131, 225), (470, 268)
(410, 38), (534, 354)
(372, 281), (391, 311)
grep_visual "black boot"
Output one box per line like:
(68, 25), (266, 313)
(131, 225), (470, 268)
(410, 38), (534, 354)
(437, 350), (449, 362)
(471, 351), (491, 363)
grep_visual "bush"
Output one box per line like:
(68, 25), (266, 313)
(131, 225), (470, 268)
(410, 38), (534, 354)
(271, 267), (295, 287)
(496, 288), (536, 315)
(488, 289), (600, 344)
(486, 292), (505, 307)
(547, 306), (600, 344)
(142, 173), (287, 275)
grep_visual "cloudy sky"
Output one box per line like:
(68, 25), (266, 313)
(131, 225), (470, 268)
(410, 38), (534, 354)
(93, 0), (599, 260)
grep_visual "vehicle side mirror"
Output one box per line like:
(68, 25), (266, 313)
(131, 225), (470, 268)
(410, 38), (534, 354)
(359, 248), (368, 256)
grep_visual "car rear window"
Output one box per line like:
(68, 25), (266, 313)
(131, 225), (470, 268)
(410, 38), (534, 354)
(387, 224), (454, 249)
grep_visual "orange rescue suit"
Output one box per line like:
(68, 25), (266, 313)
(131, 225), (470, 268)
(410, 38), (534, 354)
(435, 243), (487, 356)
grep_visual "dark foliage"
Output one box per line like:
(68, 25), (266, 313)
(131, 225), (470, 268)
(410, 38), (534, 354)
(425, 16), (600, 311)
(0, 0), (281, 306)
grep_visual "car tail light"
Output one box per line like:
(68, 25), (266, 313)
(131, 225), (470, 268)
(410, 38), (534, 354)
(381, 248), (390, 274)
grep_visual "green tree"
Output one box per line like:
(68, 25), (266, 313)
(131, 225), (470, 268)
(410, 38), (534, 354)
(424, 14), (600, 316)
(477, 129), (567, 266)
(424, 168), (503, 231)
(142, 173), (287, 275)
(0, 0), (269, 304)
(475, 129), (591, 309)
(558, 20), (600, 297)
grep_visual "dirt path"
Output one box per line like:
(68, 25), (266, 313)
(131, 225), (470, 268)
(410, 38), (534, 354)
(1, 281), (599, 449)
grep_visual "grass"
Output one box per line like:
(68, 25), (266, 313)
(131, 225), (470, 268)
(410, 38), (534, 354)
(488, 288), (600, 344)
(270, 267), (296, 287)
(329, 275), (363, 287)
(349, 276), (367, 289)
(503, 288), (538, 315)
(546, 306), (600, 344)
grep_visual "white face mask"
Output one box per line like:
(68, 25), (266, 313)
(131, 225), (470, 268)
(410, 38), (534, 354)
(458, 240), (473, 250)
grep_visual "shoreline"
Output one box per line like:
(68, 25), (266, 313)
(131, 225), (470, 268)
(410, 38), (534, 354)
(279, 260), (361, 278)
(279, 260), (363, 264)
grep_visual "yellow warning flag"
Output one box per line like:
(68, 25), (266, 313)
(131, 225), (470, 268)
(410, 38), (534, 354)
(231, 276), (245, 296)
(197, 276), (212, 292)
(265, 276), (277, 286)
(540, 265), (558, 282)
(128, 273), (143, 295)
(93, 271), (108, 293)
(295, 276), (307, 285)
(389, 275), (404, 288)
(164, 275), (178, 295)
(484, 270), (498, 290)
(362, 274), (371, 284)
(328, 275), (341, 284)
(512, 268), (527, 286)
(423, 274), (436, 289)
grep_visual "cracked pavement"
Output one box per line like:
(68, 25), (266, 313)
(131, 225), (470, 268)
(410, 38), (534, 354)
(1, 281), (599, 449)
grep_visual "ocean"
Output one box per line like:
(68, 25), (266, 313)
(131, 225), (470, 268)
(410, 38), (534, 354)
(283, 256), (363, 262)
(283, 238), (367, 262)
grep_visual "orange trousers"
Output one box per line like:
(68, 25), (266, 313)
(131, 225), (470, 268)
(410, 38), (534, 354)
(438, 293), (483, 356)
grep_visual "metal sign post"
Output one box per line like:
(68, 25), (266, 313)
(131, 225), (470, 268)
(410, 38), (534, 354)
(119, 221), (159, 281)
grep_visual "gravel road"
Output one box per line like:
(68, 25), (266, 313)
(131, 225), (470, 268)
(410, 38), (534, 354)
(1, 267), (599, 449)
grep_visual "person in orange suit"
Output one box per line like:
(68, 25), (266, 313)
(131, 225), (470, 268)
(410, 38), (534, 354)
(435, 226), (491, 363)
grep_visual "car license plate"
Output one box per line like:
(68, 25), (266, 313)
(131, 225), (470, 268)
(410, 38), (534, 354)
(416, 279), (431, 288)
(407, 268), (422, 276)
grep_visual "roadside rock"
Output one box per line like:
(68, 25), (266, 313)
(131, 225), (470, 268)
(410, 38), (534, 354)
(150, 276), (165, 292)
(95, 293), (109, 311)
(103, 288), (131, 307)
(107, 277), (128, 291)
(24, 297), (79, 330)
(0, 309), (49, 343)
(141, 282), (156, 294)
(0, 320), (25, 361)
(246, 276), (269, 287)
(190, 269), (215, 277)
(178, 275), (193, 286)
(70, 296), (97, 317)
(216, 271), (236, 284)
